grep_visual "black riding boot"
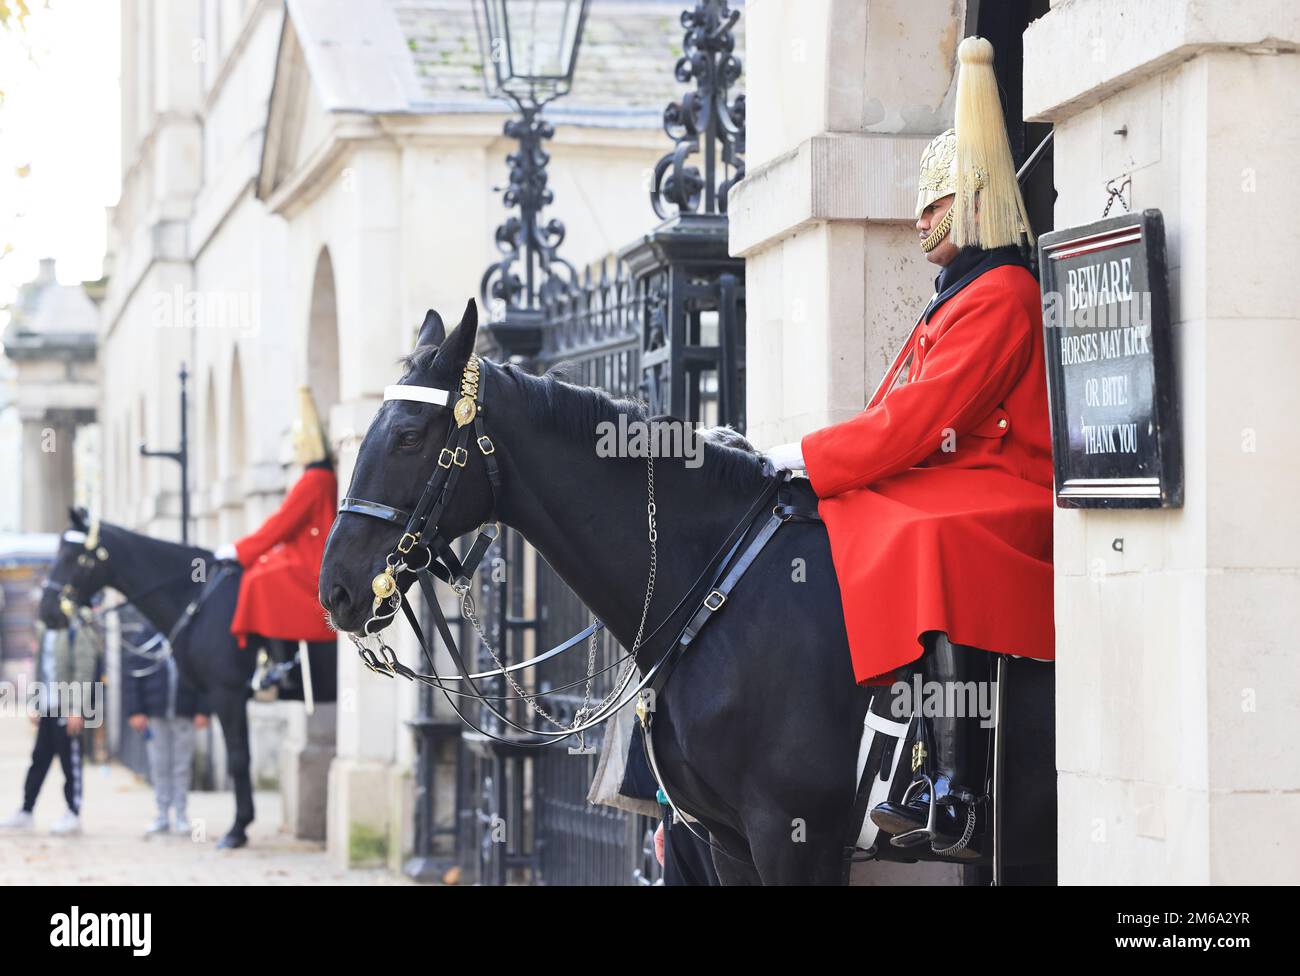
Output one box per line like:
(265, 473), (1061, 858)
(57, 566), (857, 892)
(869, 633), (994, 859)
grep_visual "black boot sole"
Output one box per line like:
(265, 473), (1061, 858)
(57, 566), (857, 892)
(869, 803), (927, 837)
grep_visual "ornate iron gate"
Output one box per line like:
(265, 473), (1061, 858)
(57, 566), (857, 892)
(452, 0), (745, 885)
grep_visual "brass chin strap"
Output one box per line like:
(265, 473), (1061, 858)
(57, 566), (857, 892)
(921, 208), (954, 253)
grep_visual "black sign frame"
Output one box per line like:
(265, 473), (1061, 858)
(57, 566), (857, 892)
(1038, 209), (1183, 508)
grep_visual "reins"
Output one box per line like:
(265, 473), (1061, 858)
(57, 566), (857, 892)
(337, 354), (809, 860)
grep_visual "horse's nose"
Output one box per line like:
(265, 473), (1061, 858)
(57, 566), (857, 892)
(325, 583), (352, 616)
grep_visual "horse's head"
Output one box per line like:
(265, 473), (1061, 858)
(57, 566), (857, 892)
(40, 507), (111, 629)
(320, 299), (497, 633)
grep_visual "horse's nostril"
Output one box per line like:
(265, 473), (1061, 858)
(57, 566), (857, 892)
(327, 584), (350, 613)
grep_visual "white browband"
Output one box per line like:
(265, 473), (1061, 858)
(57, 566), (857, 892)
(383, 384), (450, 406)
(62, 531), (87, 544)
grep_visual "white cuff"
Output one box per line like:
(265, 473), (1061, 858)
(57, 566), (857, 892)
(764, 441), (806, 471)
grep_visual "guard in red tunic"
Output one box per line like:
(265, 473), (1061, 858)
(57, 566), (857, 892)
(215, 387), (338, 702)
(766, 37), (1052, 857)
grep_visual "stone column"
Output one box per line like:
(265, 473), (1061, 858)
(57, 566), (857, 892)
(20, 416), (77, 533)
(325, 396), (400, 868)
(1025, 0), (1300, 883)
(731, 0), (964, 451)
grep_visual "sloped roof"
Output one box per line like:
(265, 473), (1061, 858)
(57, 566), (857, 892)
(261, 0), (744, 202)
(2, 260), (98, 360)
(392, 0), (700, 124)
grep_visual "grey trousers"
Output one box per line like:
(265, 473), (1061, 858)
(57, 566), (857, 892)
(146, 717), (195, 822)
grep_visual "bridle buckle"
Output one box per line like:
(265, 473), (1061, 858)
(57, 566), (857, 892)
(453, 446), (468, 468)
(396, 532), (419, 555)
(437, 448), (455, 469)
(477, 435), (495, 455)
(703, 589), (727, 612)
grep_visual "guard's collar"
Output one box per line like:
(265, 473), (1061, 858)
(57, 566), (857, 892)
(922, 245), (1032, 323)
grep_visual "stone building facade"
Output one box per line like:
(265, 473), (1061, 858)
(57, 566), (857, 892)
(733, 0), (1297, 883)
(104, 0), (694, 869)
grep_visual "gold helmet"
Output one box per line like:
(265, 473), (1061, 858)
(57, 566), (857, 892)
(292, 386), (328, 465)
(915, 36), (1034, 252)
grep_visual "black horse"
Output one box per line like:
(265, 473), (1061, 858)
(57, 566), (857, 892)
(39, 510), (335, 849)
(319, 301), (1054, 884)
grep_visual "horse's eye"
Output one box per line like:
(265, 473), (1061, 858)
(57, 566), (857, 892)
(397, 429), (422, 450)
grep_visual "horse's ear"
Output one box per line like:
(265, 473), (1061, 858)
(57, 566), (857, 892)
(436, 299), (479, 369)
(69, 507), (88, 530)
(415, 309), (445, 349)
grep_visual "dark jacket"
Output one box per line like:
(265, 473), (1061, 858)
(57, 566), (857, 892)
(120, 640), (209, 720)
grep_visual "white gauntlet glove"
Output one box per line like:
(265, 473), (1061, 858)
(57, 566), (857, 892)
(764, 441), (806, 472)
(214, 543), (238, 562)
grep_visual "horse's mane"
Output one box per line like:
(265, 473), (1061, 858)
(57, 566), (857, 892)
(507, 361), (770, 492)
(99, 521), (211, 563)
(395, 349), (770, 491)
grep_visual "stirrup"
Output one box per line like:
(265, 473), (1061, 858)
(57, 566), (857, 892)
(889, 775), (937, 849)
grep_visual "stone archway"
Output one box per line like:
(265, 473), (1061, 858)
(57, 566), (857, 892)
(307, 246), (341, 432)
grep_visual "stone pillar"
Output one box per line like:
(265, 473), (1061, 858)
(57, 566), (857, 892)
(281, 702), (336, 840)
(1024, 0), (1300, 883)
(20, 416), (77, 533)
(729, 0), (970, 885)
(730, 0), (964, 447)
(325, 396), (401, 868)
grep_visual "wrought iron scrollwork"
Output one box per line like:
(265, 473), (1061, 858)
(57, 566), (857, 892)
(651, 0), (746, 219)
(480, 107), (579, 319)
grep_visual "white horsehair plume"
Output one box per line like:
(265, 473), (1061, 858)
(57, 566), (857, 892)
(951, 36), (1035, 250)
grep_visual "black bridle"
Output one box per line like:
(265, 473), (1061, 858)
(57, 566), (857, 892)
(334, 352), (811, 859)
(336, 355), (508, 635)
(335, 353), (799, 733)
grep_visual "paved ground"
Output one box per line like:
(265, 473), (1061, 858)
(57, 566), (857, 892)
(0, 715), (411, 885)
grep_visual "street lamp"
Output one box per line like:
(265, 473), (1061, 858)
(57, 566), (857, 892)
(139, 363), (191, 544)
(474, 0), (591, 358)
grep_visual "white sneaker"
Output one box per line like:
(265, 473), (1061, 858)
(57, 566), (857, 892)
(173, 817), (194, 837)
(0, 809), (34, 830)
(49, 810), (81, 835)
(144, 815), (171, 835)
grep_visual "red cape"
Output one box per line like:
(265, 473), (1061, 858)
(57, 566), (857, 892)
(802, 264), (1055, 683)
(231, 466), (337, 647)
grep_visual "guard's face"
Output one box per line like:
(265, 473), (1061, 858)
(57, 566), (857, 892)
(917, 194), (959, 267)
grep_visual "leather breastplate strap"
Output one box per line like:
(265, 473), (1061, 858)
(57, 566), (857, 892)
(645, 471), (810, 697)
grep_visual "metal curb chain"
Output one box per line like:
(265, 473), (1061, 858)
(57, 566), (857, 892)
(458, 454), (658, 734)
(932, 801), (979, 856)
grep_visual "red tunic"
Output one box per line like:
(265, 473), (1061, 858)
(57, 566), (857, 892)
(802, 264), (1054, 684)
(230, 466), (337, 647)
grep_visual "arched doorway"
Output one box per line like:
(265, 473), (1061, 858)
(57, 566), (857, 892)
(307, 247), (340, 423)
